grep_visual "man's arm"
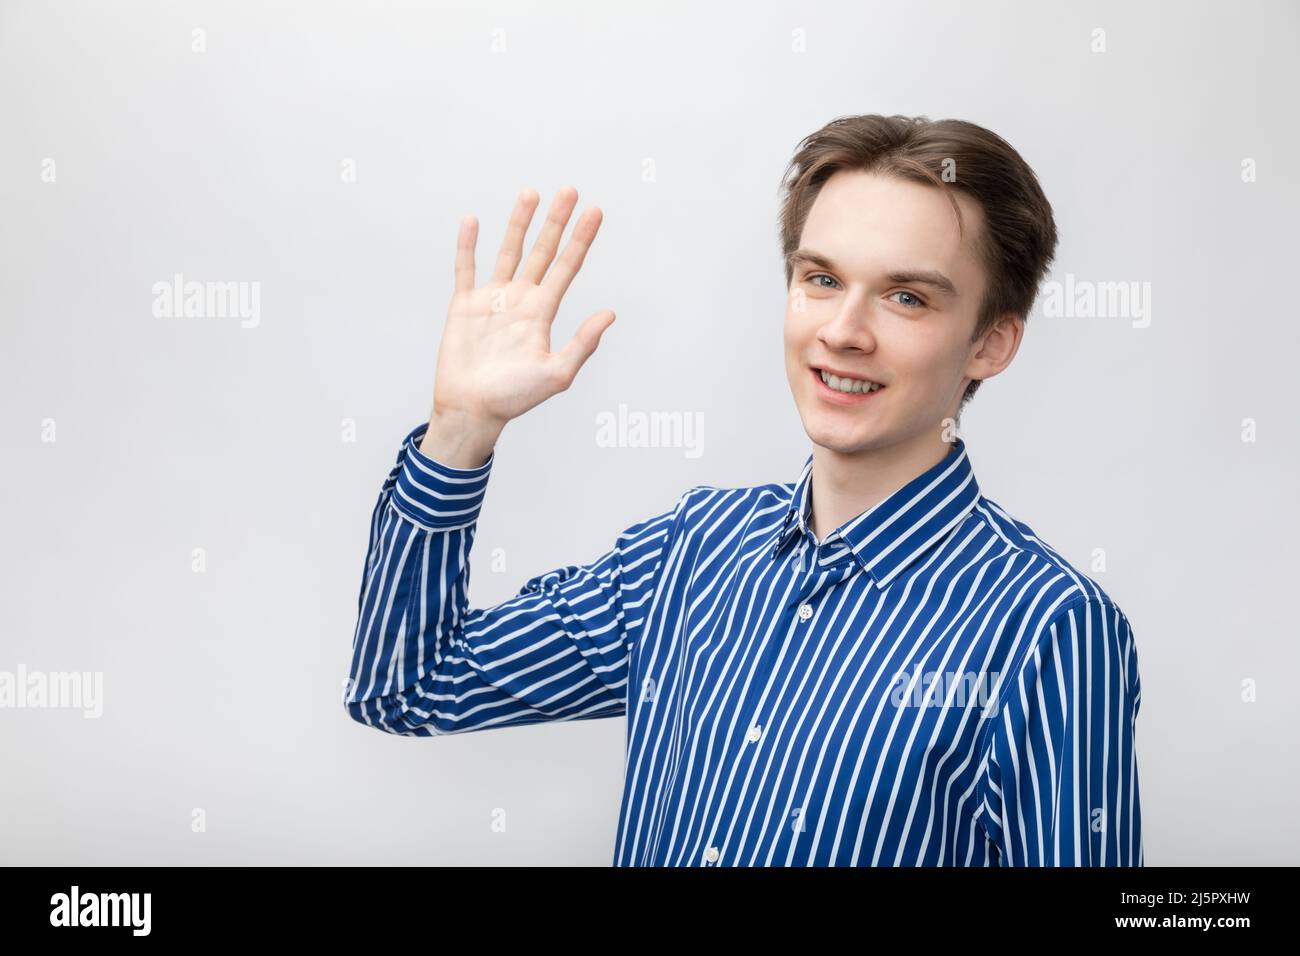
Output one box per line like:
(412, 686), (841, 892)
(345, 185), (657, 735)
(978, 596), (1143, 865)
(345, 422), (692, 735)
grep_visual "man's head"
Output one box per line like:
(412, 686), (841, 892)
(779, 114), (1057, 456)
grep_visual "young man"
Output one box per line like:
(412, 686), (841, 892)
(345, 114), (1142, 867)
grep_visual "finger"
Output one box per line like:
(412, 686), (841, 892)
(551, 309), (616, 387)
(454, 215), (478, 295)
(490, 188), (540, 285)
(540, 206), (603, 305)
(519, 185), (579, 285)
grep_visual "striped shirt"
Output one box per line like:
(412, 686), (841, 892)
(345, 422), (1143, 867)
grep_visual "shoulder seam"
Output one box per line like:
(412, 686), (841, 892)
(979, 592), (1134, 757)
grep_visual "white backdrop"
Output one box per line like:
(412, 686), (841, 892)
(2, 0), (1297, 865)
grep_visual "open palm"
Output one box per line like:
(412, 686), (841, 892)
(432, 186), (616, 431)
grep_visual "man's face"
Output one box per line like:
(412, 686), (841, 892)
(783, 169), (1005, 455)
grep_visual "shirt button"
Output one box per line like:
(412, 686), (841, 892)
(798, 603), (813, 621)
(747, 724), (762, 743)
(704, 846), (720, 864)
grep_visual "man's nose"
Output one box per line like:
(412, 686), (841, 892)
(818, 300), (876, 350)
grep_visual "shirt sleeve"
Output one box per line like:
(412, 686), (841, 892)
(978, 596), (1143, 866)
(344, 422), (691, 737)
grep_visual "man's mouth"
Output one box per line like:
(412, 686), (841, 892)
(810, 366), (887, 402)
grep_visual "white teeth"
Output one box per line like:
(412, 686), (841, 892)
(819, 369), (883, 393)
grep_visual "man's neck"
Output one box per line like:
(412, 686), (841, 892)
(807, 428), (958, 544)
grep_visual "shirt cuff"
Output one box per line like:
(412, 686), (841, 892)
(390, 421), (495, 530)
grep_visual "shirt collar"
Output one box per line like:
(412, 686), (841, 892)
(768, 437), (982, 590)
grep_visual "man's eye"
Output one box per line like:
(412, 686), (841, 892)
(889, 290), (927, 309)
(807, 273), (840, 289)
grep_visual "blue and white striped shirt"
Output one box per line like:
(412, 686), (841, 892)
(346, 422), (1142, 867)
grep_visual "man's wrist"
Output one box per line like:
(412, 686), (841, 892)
(419, 408), (504, 469)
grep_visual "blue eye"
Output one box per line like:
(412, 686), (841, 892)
(807, 273), (841, 289)
(890, 290), (927, 309)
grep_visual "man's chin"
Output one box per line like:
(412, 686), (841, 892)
(802, 420), (891, 457)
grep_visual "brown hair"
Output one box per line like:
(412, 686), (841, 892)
(778, 113), (1058, 409)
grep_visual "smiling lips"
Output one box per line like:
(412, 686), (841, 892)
(811, 365), (886, 404)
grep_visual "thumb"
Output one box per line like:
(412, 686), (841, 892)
(552, 309), (616, 386)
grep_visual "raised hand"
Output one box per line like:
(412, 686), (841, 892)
(420, 186), (616, 467)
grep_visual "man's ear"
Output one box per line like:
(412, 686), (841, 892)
(966, 313), (1025, 383)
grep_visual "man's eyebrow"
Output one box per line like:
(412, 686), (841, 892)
(886, 269), (959, 297)
(786, 248), (837, 271)
(786, 248), (960, 297)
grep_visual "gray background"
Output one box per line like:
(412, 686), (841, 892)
(2, 0), (1297, 865)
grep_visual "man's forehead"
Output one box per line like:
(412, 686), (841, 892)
(800, 171), (984, 278)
